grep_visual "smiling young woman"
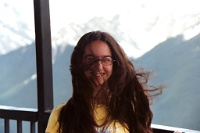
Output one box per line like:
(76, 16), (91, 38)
(45, 31), (163, 133)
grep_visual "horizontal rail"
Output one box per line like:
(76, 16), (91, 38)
(0, 105), (200, 133)
(152, 124), (200, 133)
(0, 105), (51, 133)
(0, 105), (38, 121)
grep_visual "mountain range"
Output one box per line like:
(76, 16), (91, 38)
(0, 32), (200, 131)
(136, 33), (200, 130)
(1, 1), (200, 131)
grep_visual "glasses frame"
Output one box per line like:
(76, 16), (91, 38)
(84, 55), (115, 66)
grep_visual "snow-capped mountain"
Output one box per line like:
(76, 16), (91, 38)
(1, 0), (200, 58)
(0, 0), (34, 55)
(1, 0), (200, 132)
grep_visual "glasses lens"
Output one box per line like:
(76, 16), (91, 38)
(102, 57), (112, 65)
(85, 57), (94, 64)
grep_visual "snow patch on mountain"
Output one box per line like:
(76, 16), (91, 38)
(1, 0), (200, 58)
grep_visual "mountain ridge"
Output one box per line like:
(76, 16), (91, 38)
(136, 33), (200, 130)
(0, 33), (200, 130)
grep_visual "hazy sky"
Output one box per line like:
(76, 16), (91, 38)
(1, 0), (200, 58)
(49, 0), (200, 58)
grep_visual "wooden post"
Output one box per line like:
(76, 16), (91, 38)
(33, 0), (54, 132)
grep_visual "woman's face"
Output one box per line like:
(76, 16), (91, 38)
(83, 40), (113, 89)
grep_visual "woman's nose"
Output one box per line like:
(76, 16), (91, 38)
(92, 60), (103, 70)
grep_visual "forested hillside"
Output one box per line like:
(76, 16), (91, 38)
(0, 34), (199, 131)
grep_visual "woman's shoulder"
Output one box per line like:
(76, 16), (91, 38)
(45, 103), (66, 132)
(51, 103), (65, 116)
(47, 103), (66, 121)
(51, 103), (66, 115)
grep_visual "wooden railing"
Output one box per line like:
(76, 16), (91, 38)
(1, 105), (199, 133)
(0, 105), (50, 133)
(152, 124), (200, 133)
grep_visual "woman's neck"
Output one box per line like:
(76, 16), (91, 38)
(92, 86), (110, 105)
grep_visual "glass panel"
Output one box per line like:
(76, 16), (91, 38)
(50, 0), (200, 131)
(0, 0), (37, 108)
(0, 119), (3, 133)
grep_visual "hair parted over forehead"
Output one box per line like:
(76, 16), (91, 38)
(70, 30), (136, 96)
(71, 31), (126, 66)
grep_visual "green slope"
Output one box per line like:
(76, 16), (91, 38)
(136, 34), (200, 130)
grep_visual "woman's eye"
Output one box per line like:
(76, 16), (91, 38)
(85, 58), (95, 63)
(103, 57), (111, 62)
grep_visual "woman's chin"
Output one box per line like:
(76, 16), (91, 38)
(92, 77), (105, 87)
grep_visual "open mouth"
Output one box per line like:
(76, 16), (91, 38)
(92, 72), (104, 78)
(96, 73), (102, 77)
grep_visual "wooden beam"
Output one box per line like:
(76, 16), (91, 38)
(33, 0), (53, 132)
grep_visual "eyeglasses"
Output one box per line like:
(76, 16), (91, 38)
(84, 56), (115, 66)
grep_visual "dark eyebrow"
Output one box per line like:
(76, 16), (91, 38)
(84, 54), (95, 59)
(103, 55), (112, 58)
(84, 55), (112, 58)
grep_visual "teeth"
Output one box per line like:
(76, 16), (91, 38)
(93, 73), (102, 77)
(96, 74), (101, 77)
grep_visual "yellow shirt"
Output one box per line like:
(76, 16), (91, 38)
(45, 103), (129, 133)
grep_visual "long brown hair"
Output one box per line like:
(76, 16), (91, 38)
(58, 31), (163, 133)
